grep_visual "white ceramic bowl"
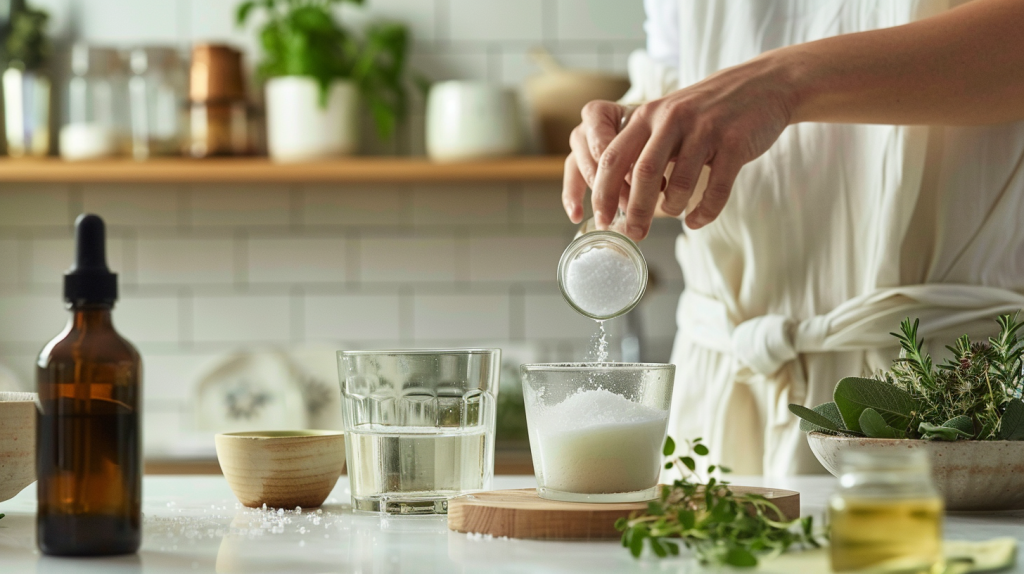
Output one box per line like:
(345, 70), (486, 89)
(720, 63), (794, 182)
(215, 430), (345, 508)
(0, 392), (37, 502)
(807, 432), (1024, 511)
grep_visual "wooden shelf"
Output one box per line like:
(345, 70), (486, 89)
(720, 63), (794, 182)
(0, 156), (566, 184)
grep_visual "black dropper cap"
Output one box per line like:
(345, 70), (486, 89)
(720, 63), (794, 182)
(64, 214), (118, 305)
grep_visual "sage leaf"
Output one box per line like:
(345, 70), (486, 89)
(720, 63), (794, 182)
(859, 408), (905, 439)
(790, 402), (844, 433)
(942, 415), (975, 436)
(919, 422), (970, 441)
(998, 398), (1024, 440)
(834, 377), (919, 433)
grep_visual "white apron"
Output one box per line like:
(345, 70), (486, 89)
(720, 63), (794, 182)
(625, 0), (1024, 475)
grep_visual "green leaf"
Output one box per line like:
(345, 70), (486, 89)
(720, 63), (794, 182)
(629, 528), (646, 557)
(999, 399), (1024, 440)
(647, 501), (664, 516)
(665, 540), (680, 556)
(677, 509), (695, 530)
(663, 436), (676, 456)
(724, 547), (759, 568)
(859, 408), (906, 438)
(649, 537), (668, 558)
(942, 415), (975, 436)
(919, 422), (970, 441)
(790, 402), (844, 433)
(614, 517), (627, 531)
(681, 456), (696, 471)
(834, 377), (919, 432)
(693, 444), (709, 456)
(664, 461), (674, 470)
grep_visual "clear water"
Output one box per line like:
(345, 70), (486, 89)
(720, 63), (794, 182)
(345, 427), (490, 514)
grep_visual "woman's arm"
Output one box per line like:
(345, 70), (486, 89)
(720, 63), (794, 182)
(564, 0), (1024, 240)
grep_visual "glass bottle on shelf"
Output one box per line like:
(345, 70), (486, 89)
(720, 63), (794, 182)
(128, 47), (187, 160)
(59, 44), (126, 161)
(829, 449), (944, 573)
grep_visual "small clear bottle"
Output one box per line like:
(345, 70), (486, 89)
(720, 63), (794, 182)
(829, 449), (944, 573)
(59, 44), (125, 161)
(128, 47), (187, 160)
(558, 210), (648, 320)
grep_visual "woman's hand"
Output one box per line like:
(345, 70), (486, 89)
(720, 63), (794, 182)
(563, 53), (799, 240)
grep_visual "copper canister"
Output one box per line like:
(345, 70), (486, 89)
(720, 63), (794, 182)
(187, 43), (248, 157)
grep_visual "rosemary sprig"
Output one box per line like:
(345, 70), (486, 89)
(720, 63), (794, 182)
(616, 437), (823, 567)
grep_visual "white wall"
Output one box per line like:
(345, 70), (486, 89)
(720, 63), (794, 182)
(0, 1), (684, 456)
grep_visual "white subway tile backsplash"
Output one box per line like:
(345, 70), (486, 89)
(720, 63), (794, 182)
(408, 51), (489, 82)
(248, 237), (347, 284)
(339, 0), (438, 43)
(82, 185), (180, 227)
(0, 293), (68, 344)
(500, 49), (604, 86)
(0, 239), (20, 286)
(193, 295), (291, 343)
(116, 296), (181, 344)
(524, 292), (598, 339)
(190, 185), (291, 227)
(305, 293), (402, 342)
(521, 183), (578, 227)
(78, 0), (182, 44)
(413, 293), (510, 341)
(137, 237), (234, 285)
(303, 185), (410, 227)
(0, 186), (70, 227)
(360, 236), (457, 283)
(468, 235), (563, 282)
(641, 230), (684, 287)
(0, 353), (35, 391)
(143, 352), (217, 402)
(143, 409), (183, 455)
(188, 0), (262, 57)
(555, 0), (646, 41)
(636, 290), (681, 339)
(412, 184), (510, 227)
(448, 0), (543, 42)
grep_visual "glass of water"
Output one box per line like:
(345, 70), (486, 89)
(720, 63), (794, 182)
(338, 349), (501, 515)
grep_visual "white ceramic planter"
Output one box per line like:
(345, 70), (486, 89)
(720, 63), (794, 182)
(807, 432), (1024, 511)
(265, 77), (358, 162)
(426, 81), (521, 161)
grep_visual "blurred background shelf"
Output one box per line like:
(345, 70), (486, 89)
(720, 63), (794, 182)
(0, 156), (566, 184)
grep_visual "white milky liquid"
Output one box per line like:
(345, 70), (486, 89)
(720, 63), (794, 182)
(564, 247), (641, 317)
(530, 389), (668, 494)
(346, 427), (489, 513)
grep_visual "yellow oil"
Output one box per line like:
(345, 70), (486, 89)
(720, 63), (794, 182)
(829, 496), (943, 573)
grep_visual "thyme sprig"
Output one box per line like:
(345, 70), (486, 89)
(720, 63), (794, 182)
(616, 437), (823, 567)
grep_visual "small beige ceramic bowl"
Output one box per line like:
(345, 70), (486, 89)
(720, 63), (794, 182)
(215, 430), (346, 508)
(0, 391), (37, 502)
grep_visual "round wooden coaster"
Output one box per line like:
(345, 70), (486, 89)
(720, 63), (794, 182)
(447, 486), (800, 541)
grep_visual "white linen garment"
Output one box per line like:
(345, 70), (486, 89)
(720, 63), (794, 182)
(624, 0), (1024, 475)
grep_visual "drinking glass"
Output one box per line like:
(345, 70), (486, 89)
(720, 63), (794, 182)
(521, 362), (674, 503)
(338, 349), (500, 515)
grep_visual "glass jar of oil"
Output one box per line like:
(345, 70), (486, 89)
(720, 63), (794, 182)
(829, 449), (943, 573)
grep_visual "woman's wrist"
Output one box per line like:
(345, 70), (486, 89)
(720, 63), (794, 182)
(757, 45), (825, 126)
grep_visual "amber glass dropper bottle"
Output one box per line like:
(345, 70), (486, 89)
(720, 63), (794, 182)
(36, 213), (142, 556)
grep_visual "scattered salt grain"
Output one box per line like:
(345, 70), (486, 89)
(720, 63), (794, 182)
(564, 247), (640, 317)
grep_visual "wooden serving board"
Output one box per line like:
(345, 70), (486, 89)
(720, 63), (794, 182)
(447, 487), (800, 541)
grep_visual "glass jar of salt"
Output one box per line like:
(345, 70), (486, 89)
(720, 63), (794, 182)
(558, 212), (647, 320)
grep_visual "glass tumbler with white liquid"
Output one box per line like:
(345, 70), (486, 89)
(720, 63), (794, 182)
(338, 349), (500, 515)
(521, 362), (674, 503)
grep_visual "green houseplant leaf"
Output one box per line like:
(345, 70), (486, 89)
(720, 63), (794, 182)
(859, 408), (906, 439)
(998, 398), (1024, 440)
(833, 377), (919, 433)
(919, 421), (971, 441)
(789, 402), (845, 434)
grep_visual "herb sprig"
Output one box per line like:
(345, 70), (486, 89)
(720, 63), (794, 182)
(616, 437), (823, 567)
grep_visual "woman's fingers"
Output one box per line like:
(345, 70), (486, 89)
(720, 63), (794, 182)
(663, 142), (708, 218)
(685, 156), (742, 229)
(581, 100), (624, 169)
(569, 125), (598, 188)
(592, 122), (649, 229)
(625, 130), (677, 240)
(562, 154), (587, 223)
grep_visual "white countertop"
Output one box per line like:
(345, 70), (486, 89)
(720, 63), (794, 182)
(1, 475), (1022, 573)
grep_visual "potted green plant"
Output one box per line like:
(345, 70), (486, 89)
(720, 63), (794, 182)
(1, 1), (51, 157)
(236, 0), (411, 162)
(790, 314), (1024, 510)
